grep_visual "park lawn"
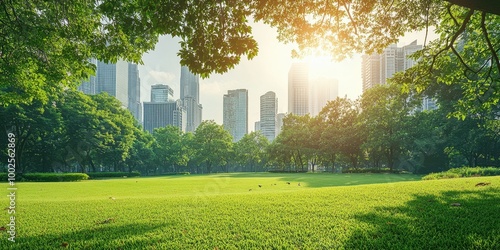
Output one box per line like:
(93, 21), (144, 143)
(1, 173), (499, 249)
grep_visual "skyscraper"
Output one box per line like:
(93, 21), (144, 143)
(143, 86), (186, 133)
(260, 91), (278, 141)
(310, 78), (339, 116)
(143, 101), (186, 133)
(362, 41), (436, 110)
(151, 84), (174, 103)
(362, 41), (423, 89)
(288, 62), (309, 115)
(128, 63), (142, 122)
(96, 60), (129, 107)
(223, 89), (248, 142)
(180, 66), (202, 132)
(361, 54), (381, 92)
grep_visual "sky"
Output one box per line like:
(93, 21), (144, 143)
(138, 21), (434, 132)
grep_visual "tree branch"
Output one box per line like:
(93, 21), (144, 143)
(480, 11), (500, 76)
(445, 0), (500, 16)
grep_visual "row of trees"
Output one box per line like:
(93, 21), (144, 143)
(2, 79), (498, 174)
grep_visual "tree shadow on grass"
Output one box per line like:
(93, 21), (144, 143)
(212, 172), (423, 188)
(1, 222), (172, 250)
(345, 186), (500, 249)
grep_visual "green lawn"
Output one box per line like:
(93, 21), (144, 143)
(2, 173), (499, 249)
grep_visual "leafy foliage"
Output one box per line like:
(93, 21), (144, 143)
(20, 173), (89, 182)
(423, 167), (500, 180)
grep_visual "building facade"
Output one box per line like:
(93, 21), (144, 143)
(143, 100), (186, 133)
(310, 78), (339, 116)
(151, 84), (174, 103)
(180, 66), (202, 132)
(96, 60), (129, 107)
(260, 91), (278, 141)
(361, 40), (436, 110)
(128, 63), (142, 122)
(223, 89), (248, 142)
(288, 62), (310, 115)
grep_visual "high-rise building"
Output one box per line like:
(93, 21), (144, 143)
(361, 41), (435, 110)
(223, 89), (248, 142)
(361, 54), (381, 92)
(151, 84), (173, 103)
(362, 41), (423, 90)
(143, 100), (186, 133)
(78, 60), (145, 120)
(96, 60), (129, 107)
(260, 91), (278, 141)
(180, 66), (202, 132)
(128, 63), (142, 122)
(288, 62), (309, 115)
(310, 78), (339, 116)
(276, 113), (286, 136)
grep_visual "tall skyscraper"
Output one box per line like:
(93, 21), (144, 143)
(128, 63), (142, 122)
(151, 84), (173, 103)
(288, 62), (309, 115)
(362, 41), (436, 110)
(260, 91), (278, 141)
(78, 60), (145, 120)
(361, 54), (381, 92)
(310, 78), (339, 116)
(180, 66), (202, 132)
(96, 60), (129, 107)
(143, 100), (186, 133)
(223, 89), (248, 142)
(362, 41), (423, 90)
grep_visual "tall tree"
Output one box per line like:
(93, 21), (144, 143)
(234, 131), (269, 172)
(193, 120), (233, 173)
(153, 126), (189, 173)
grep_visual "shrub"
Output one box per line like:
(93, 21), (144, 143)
(422, 167), (500, 180)
(157, 172), (191, 176)
(87, 171), (141, 178)
(21, 173), (89, 182)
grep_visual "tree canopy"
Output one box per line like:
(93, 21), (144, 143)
(2, 0), (499, 113)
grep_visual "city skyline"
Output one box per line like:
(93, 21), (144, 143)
(138, 22), (433, 132)
(223, 89), (249, 142)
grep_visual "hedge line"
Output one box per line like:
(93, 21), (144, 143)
(87, 171), (141, 178)
(0, 173), (89, 182)
(423, 167), (500, 180)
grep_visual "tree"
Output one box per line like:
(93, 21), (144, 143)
(234, 131), (269, 172)
(90, 93), (136, 172)
(193, 120), (233, 173)
(153, 126), (189, 173)
(279, 114), (311, 172)
(319, 97), (364, 171)
(360, 83), (413, 171)
(0, 0), (258, 107)
(125, 128), (156, 174)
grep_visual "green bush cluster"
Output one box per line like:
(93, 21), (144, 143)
(156, 172), (191, 176)
(21, 173), (89, 182)
(342, 168), (404, 174)
(87, 171), (141, 178)
(423, 167), (500, 180)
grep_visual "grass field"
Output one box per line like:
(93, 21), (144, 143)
(1, 173), (499, 249)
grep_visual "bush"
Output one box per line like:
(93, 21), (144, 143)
(87, 171), (141, 178)
(156, 172), (191, 176)
(342, 168), (404, 174)
(21, 173), (89, 182)
(422, 167), (500, 180)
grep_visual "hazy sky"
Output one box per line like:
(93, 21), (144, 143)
(138, 21), (434, 131)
